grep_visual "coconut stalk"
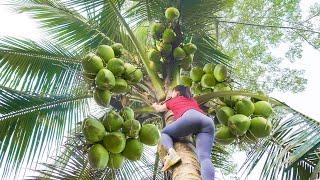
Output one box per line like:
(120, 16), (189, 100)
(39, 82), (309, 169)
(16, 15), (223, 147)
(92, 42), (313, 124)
(158, 111), (201, 180)
(109, 0), (166, 101)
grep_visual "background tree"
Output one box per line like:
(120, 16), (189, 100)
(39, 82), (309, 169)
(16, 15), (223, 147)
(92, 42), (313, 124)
(0, 0), (319, 179)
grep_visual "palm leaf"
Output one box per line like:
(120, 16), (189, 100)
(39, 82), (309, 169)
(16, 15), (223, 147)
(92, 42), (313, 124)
(0, 86), (91, 179)
(0, 37), (83, 95)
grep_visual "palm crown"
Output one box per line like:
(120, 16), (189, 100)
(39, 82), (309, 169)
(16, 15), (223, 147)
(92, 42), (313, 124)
(0, 0), (319, 179)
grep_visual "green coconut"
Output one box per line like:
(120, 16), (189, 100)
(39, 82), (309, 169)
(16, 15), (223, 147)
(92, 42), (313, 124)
(215, 126), (236, 145)
(82, 53), (104, 74)
(214, 83), (231, 92)
(122, 139), (143, 161)
(96, 45), (115, 64)
(103, 132), (126, 153)
(214, 64), (228, 82)
(200, 74), (216, 88)
(93, 89), (112, 107)
(179, 76), (193, 87)
(202, 88), (213, 94)
(235, 98), (255, 116)
(183, 43), (197, 55)
(131, 69), (143, 83)
(162, 28), (176, 43)
(95, 68), (116, 90)
(148, 49), (161, 62)
(224, 95), (244, 107)
(190, 67), (204, 82)
(151, 22), (165, 39)
(191, 82), (202, 95)
(173, 47), (186, 60)
(203, 63), (215, 74)
(120, 107), (135, 121)
(254, 101), (273, 118)
(216, 106), (234, 126)
(107, 153), (125, 169)
(123, 119), (141, 138)
(107, 58), (125, 76)
(111, 43), (124, 58)
(123, 63), (143, 83)
(249, 117), (272, 138)
(139, 124), (160, 146)
(88, 144), (109, 169)
(228, 114), (251, 136)
(103, 110), (124, 132)
(150, 60), (162, 72)
(165, 7), (180, 21)
(156, 41), (172, 56)
(110, 78), (128, 93)
(82, 118), (106, 144)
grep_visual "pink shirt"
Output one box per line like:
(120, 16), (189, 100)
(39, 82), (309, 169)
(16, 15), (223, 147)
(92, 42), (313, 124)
(165, 96), (204, 120)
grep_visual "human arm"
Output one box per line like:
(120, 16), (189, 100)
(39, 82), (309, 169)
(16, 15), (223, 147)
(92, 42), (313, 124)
(152, 102), (168, 112)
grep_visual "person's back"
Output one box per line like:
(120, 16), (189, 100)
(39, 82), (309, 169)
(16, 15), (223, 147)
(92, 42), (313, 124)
(165, 96), (204, 119)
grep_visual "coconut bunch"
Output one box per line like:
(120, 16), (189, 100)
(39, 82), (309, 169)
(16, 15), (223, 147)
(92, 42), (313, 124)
(148, 7), (197, 74)
(82, 106), (161, 169)
(81, 44), (143, 107)
(179, 63), (229, 96)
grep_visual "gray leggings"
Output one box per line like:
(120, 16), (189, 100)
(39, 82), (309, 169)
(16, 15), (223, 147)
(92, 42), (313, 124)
(160, 109), (215, 180)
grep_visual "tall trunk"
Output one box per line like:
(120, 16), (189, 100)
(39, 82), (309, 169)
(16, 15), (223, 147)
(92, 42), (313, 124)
(158, 111), (201, 180)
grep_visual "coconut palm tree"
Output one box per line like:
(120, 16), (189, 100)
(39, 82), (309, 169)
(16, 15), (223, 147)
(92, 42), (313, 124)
(0, 0), (319, 180)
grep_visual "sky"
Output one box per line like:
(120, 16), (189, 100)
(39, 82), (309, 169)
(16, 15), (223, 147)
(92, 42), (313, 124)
(0, 0), (319, 179)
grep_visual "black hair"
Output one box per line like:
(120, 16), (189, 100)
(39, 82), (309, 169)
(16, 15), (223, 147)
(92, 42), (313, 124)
(173, 85), (192, 99)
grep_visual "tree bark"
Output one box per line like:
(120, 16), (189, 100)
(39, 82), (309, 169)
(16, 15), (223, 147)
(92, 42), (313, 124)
(157, 111), (201, 180)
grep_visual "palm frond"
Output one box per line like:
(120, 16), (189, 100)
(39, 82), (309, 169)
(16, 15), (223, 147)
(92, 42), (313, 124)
(0, 86), (91, 179)
(0, 37), (83, 95)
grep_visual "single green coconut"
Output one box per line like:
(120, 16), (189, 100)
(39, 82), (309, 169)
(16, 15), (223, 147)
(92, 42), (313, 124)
(235, 98), (255, 116)
(120, 107), (135, 121)
(88, 144), (109, 169)
(93, 89), (112, 107)
(224, 95), (245, 107)
(254, 101), (273, 118)
(173, 47), (186, 60)
(102, 132), (126, 153)
(165, 7), (180, 21)
(179, 76), (193, 87)
(96, 45), (115, 64)
(151, 22), (165, 39)
(103, 110), (124, 132)
(214, 64), (228, 82)
(110, 78), (128, 93)
(139, 124), (160, 146)
(182, 43), (197, 55)
(82, 53), (104, 74)
(148, 49), (161, 62)
(249, 117), (272, 138)
(228, 114), (251, 136)
(200, 74), (216, 88)
(203, 63), (215, 74)
(150, 60), (162, 73)
(123, 119), (141, 138)
(215, 126), (236, 145)
(156, 41), (172, 56)
(131, 69), (143, 83)
(191, 82), (202, 95)
(202, 88), (213, 94)
(123, 63), (143, 83)
(107, 153), (125, 169)
(122, 139), (143, 161)
(190, 67), (205, 82)
(111, 43), (124, 58)
(216, 106), (234, 126)
(162, 28), (176, 43)
(82, 118), (106, 143)
(107, 58), (125, 76)
(95, 68), (116, 90)
(214, 83), (231, 92)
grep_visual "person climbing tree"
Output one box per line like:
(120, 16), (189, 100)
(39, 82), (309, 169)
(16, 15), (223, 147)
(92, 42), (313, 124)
(152, 85), (215, 180)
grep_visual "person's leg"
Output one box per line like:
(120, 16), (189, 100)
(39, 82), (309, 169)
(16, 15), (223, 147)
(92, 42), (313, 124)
(160, 110), (201, 150)
(195, 116), (215, 180)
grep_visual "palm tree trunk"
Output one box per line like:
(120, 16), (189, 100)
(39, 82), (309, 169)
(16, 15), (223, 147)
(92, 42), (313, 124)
(158, 111), (201, 180)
